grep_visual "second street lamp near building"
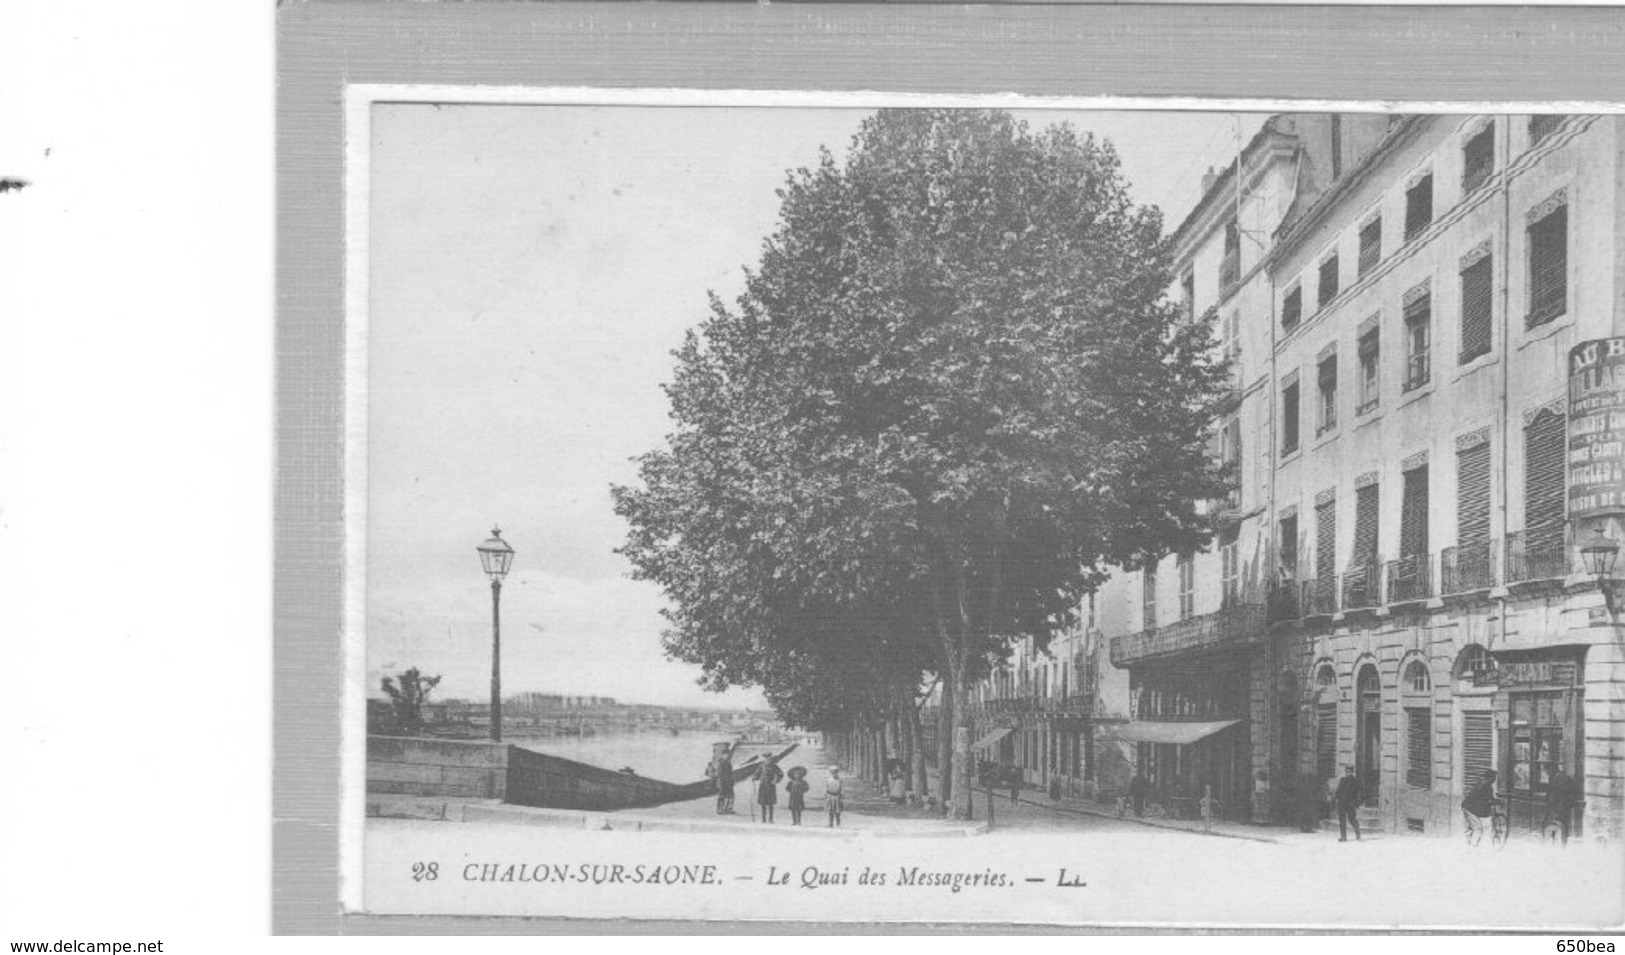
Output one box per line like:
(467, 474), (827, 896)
(1580, 526), (1620, 620)
(477, 526), (515, 742)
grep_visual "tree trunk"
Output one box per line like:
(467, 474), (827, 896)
(905, 688), (928, 806)
(950, 664), (974, 821)
(936, 678), (954, 811)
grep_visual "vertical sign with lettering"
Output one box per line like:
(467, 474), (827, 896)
(1568, 338), (1625, 518)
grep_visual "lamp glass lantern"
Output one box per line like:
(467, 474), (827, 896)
(478, 527), (515, 580)
(1581, 527), (1620, 579)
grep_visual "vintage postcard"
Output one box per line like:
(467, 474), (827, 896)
(338, 86), (1625, 929)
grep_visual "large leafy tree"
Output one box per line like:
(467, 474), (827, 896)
(615, 109), (1229, 818)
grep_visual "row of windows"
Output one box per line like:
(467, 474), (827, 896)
(1140, 542), (1242, 629)
(1276, 408), (1564, 583)
(1280, 115), (1569, 337)
(1279, 196), (1567, 455)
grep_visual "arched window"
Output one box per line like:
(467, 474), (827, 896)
(1453, 644), (1498, 693)
(1405, 659), (1432, 693)
(1401, 657), (1434, 790)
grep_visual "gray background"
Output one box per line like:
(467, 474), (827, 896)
(277, 1), (1625, 934)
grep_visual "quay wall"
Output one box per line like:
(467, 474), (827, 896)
(366, 736), (509, 800)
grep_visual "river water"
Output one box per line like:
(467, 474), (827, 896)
(508, 731), (796, 784)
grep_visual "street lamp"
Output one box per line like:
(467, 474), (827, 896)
(1580, 526), (1620, 620)
(477, 527), (515, 742)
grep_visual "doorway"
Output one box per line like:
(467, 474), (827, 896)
(1356, 665), (1382, 806)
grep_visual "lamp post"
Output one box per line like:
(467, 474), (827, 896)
(1580, 526), (1620, 620)
(477, 527), (515, 742)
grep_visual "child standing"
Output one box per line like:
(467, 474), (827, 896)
(825, 767), (844, 828)
(785, 766), (810, 826)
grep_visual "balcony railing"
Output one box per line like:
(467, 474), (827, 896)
(1386, 553), (1434, 604)
(1506, 525), (1571, 584)
(1302, 575), (1339, 617)
(1441, 539), (1498, 595)
(968, 692), (1095, 720)
(1109, 602), (1267, 667)
(1341, 560), (1383, 611)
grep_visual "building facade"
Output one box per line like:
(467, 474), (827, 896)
(969, 112), (1625, 840)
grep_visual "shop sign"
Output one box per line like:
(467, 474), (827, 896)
(1497, 660), (1579, 687)
(1568, 338), (1625, 518)
(1469, 665), (1501, 688)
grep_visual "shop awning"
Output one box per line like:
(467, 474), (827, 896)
(1099, 719), (1240, 746)
(971, 727), (1014, 752)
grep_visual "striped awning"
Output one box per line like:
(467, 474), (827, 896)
(1098, 719), (1240, 746)
(971, 727), (1014, 752)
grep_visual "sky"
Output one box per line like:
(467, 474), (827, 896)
(365, 103), (1269, 709)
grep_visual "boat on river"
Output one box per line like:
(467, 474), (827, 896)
(504, 740), (799, 812)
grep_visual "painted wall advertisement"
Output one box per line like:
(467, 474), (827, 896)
(1568, 337), (1625, 519)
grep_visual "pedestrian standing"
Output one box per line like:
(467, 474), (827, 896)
(1334, 765), (1362, 842)
(825, 767), (844, 827)
(786, 766), (810, 826)
(1462, 770), (1499, 847)
(712, 749), (736, 815)
(755, 755), (783, 824)
(1128, 771), (1149, 818)
(888, 761), (907, 805)
(1007, 764), (1022, 805)
(1546, 767), (1579, 847)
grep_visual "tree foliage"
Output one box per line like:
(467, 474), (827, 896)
(614, 109), (1230, 813)
(380, 667), (442, 734)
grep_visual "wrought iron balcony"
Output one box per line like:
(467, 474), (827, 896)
(1109, 602), (1267, 667)
(1301, 575), (1339, 618)
(1386, 553), (1434, 604)
(968, 691), (1095, 720)
(1506, 525), (1571, 584)
(1441, 539), (1499, 595)
(1341, 560), (1383, 611)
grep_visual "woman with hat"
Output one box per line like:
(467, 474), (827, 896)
(785, 766), (810, 826)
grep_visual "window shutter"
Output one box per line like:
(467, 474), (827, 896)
(1353, 484), (1380, 567)
(1283, 382), (1301, 452)
(1463, 712), (1494, 786)
(1529, 205), (1567, 326)
(1525, 409), (1565, 530)
(1400, 466), (1430, 558)
(1406, 708), (1433, 789)
(1403, 292), (1432, 390)
(1462, 125), (1495, 193)
(1280, 515), (1299, 578)
(1358, 218), (1382, 276)
(1283, 286), (1303, 330)
(1460, 255), (1494, 364)
(1319, 255), (1340, 307)
(1457, 443), (1492, 546)
(1316, 498), (1337, 579)
(1317, 703), (1338, 779)
(1406, 175), (1434, 239)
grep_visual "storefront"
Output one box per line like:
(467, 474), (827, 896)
(1490, 646), (1588, 837)
(1112, 661), (1253, 820)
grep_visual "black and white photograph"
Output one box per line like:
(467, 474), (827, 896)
(346, 90), (1625, 927)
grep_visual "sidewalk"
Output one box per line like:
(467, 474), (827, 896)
(899, 764), (1329, 844)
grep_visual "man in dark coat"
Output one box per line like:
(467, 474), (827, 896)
(1128, 772), (1149, 818)
(1547, 768), (1579, 846)
(1461, 769), (1498, 847)
(1333, 765), (1362, 842)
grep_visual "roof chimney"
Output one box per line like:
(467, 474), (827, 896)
(1200, 165), (1218, 196)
